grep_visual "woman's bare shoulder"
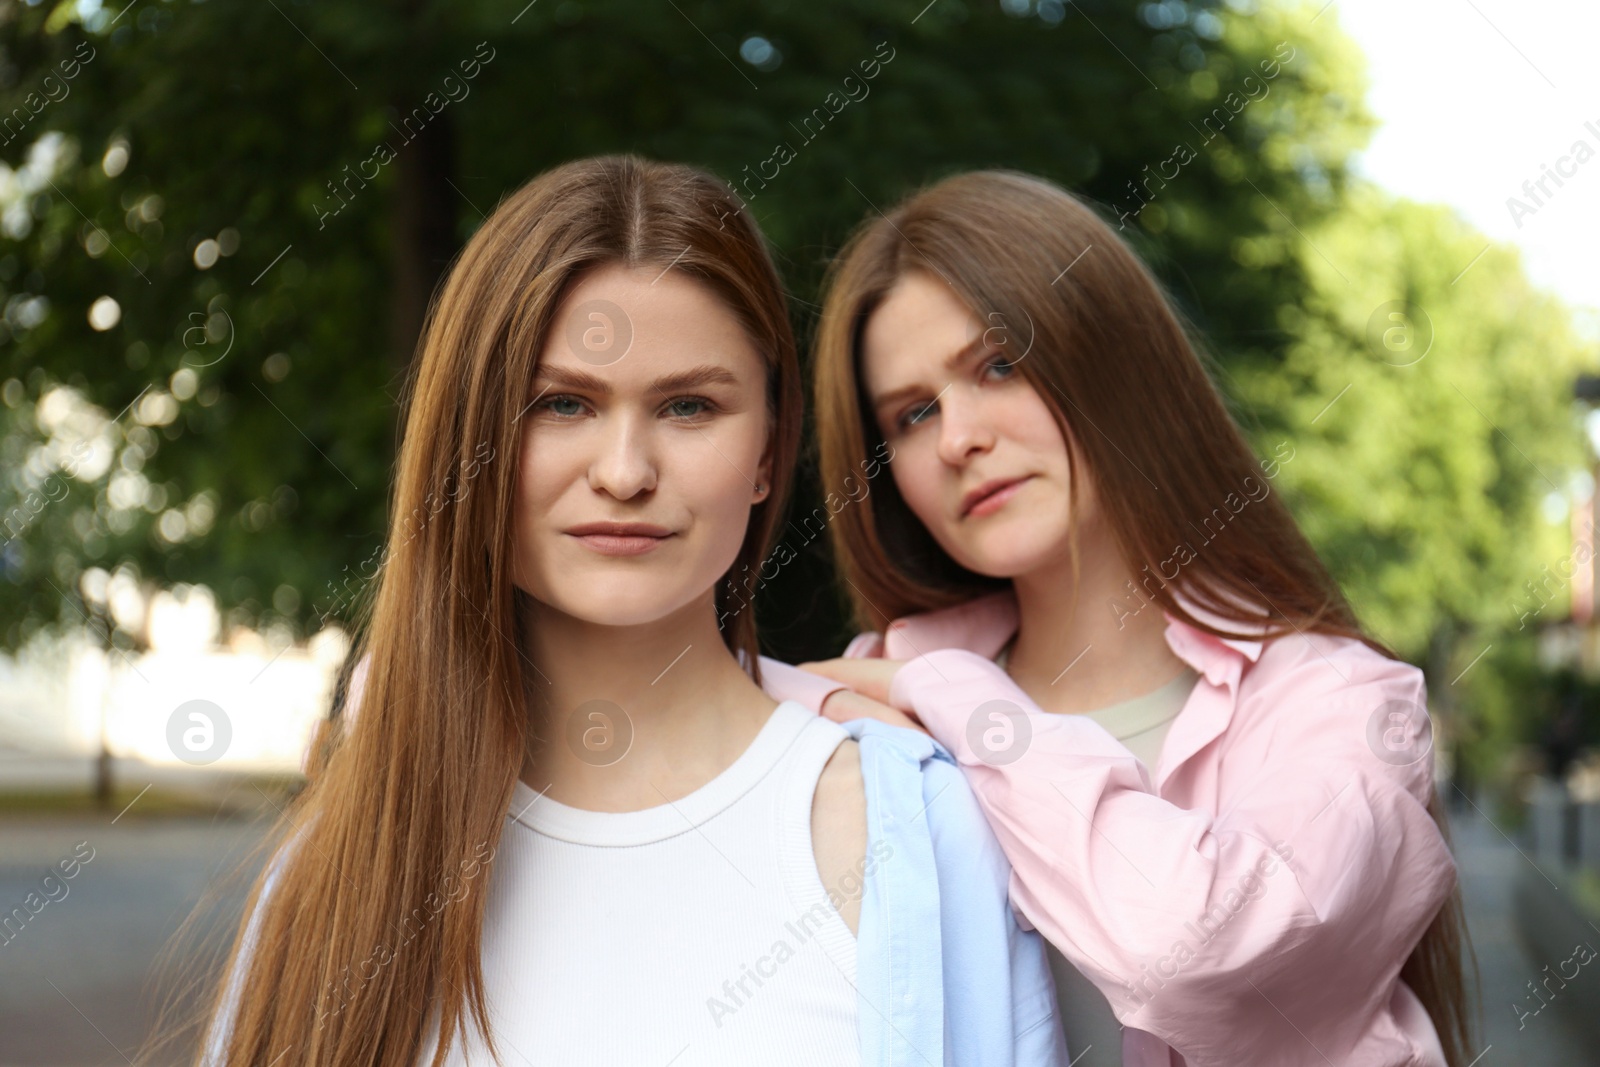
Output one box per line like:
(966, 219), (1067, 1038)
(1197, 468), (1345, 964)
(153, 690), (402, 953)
(811, 738), (867, 935)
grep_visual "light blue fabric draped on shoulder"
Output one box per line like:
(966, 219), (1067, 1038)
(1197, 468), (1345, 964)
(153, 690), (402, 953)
(847, 715), (1068, 1066)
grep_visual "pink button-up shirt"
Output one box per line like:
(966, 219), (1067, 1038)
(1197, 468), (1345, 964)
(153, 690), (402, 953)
(757, 588), (1457, 1067)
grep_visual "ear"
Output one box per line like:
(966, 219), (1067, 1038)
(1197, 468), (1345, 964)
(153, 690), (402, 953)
(754, 437), (775, 501)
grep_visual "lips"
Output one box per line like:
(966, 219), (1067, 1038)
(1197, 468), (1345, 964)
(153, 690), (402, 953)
(960, 476), (1032, 518)
(566, 522), (672, 538)
(565, 521), (674, 557)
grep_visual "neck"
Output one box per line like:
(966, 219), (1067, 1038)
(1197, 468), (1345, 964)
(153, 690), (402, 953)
(1004, 529), (1190, 715)
(515, 589), (777, 811)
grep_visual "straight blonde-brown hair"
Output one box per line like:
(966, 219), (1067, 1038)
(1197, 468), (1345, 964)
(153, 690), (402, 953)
(158, 154), (803, 1067)
(809, 168), (1476, 1066)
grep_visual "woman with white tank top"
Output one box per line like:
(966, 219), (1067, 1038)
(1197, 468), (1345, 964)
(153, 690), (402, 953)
(194, 155), (1066, 1067)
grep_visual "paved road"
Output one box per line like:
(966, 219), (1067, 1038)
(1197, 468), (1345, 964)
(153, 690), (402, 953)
(0, 813), (273, 1067)
(2, 803), (1596, 1065)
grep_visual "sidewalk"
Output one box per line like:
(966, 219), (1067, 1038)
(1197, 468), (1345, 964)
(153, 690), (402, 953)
(1449, 800), (1598, 1064)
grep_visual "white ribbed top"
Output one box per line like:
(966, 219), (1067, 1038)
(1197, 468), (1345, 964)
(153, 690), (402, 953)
(416, 700), (861, 1066)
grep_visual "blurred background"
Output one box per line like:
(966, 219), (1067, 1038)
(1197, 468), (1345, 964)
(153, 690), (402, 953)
(2, 0), (1598, 1063)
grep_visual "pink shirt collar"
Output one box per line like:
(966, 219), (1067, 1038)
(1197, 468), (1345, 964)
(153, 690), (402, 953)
(881, 586), (1269, 678)
(878, 586), (1275, 788)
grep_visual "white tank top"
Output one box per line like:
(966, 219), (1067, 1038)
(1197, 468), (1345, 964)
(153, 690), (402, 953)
(417, 700), (862, 1066)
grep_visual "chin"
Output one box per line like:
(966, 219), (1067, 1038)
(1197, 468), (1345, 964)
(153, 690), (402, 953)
(521, 571), (684, 627)
(951, 531), (1069, 581)
(580, 586), (693, 627)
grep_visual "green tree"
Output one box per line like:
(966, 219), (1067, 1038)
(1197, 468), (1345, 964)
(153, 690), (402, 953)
(1231, 179), (1591, 774)
(0, 0), (1381, 665)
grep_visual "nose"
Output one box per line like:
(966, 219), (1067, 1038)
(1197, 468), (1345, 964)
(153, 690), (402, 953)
(934, 386), (996, 467)
(588, 411), (658, 500)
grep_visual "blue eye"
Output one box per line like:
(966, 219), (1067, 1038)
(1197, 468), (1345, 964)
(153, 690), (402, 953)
(899, 401), (937, 430)
(984, 354), (1019, 378)
(543, 396), (585, 417)
(666, 397), (711, 419)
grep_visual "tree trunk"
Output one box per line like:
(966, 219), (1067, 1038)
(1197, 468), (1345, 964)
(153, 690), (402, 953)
(389, 103), (459, 370)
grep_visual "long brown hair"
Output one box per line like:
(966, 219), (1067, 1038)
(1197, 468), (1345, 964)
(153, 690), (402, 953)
(175, 155), (802, 1067)
(809, 169), (1476, 1065)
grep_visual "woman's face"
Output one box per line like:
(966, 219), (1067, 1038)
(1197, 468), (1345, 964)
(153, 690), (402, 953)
(860, 269), (1090, 578)
(511, 262), (773, 626)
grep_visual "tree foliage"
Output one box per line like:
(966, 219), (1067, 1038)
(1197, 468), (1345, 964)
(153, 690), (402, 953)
(0, 0), (1585, 722)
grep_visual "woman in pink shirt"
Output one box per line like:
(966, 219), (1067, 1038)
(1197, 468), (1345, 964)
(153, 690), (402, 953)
(754, 170), (1475, 1067)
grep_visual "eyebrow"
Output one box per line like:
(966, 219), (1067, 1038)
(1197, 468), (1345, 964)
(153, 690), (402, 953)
(869, 335), (990, 415)
(532, 362), (745, 396)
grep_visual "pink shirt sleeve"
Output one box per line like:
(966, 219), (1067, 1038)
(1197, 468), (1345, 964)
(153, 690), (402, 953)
(755, 654), (851, 713)
(752, 631), (885, 713)
(887, 644), (1457, 1066)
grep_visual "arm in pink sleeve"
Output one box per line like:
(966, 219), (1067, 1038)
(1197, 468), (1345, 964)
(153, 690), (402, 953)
(889, 647), (1456, 1066)
(756, 654), (851, 714)
(753, 630), (886, 715)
